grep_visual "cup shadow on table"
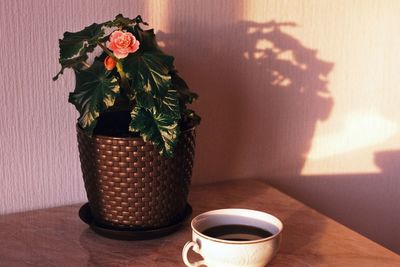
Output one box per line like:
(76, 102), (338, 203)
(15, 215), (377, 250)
(271, 210), (326, 265)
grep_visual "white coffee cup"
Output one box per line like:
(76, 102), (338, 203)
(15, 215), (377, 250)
(182, 208), (283, 267)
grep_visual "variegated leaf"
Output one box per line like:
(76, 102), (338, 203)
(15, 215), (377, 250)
(69, 61), (120, 134)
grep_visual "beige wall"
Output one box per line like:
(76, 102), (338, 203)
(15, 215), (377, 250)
(0, 0), (399, 253)
(241, 0), (400, 254)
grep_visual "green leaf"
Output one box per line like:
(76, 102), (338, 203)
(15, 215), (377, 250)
(130, 84), (180, 157)
(124, 52), (174, 98)
(132, 27), (162, 53)
(130, 106), (180, 157)
(54, 23), (105, 80)
(182, 108), (201, 127)
(105, 14), (148, 29)
(135, 84), (180, 114)
(104, 14), (134, 28)
(170, 70), (198, 105)
(104, 14), (148, 28)
(69, 61), (120, 134)
(132, 15), (148, 26)
(53, 55), (88, 81)
(60, 23), (104, 59)
(156, 87), (180, 119)
(135, 90), (155, 109)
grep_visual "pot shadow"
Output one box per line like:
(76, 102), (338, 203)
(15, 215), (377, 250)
(265, 150), (400, 254)
(373, 150), (400, 253)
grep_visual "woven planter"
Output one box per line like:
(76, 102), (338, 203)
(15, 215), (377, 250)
(77, 125), (196, 230)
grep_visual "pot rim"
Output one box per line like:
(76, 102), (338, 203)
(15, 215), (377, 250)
(76, 123), (195, 141)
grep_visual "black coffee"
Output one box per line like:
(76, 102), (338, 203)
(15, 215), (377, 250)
(201, 224), (273, 241)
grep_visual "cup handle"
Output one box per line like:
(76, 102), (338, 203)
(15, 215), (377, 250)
(182, 241), (206, 267)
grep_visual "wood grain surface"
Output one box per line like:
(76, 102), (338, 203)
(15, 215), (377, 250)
(0, 180), (398, 266)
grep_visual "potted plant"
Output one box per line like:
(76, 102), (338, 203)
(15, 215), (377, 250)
(53, 14), (200, 235)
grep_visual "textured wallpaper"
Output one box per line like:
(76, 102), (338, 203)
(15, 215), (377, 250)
(0, 0), (399, 253)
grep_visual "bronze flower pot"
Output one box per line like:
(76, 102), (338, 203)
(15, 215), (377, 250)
(76, 125), (196, 230)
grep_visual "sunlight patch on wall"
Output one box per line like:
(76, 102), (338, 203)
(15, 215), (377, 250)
(243, 0), (400, 175)
(306, 111), (398, 160)
(303, 111), (398, 175)
(146, 0), (169, 33)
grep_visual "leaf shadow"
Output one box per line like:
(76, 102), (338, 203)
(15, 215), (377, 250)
(157, 19), (334, 182)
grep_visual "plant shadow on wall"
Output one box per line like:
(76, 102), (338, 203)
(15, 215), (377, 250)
(158, 20), (333, 262)
(158, 20), (334, 180)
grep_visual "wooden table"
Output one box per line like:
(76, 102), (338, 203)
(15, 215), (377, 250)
(0, 180), (398, 266)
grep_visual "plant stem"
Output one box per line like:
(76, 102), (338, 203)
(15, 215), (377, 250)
(116, 61), (130, 93)
(97, 42), (114, 58)
(97, 42), (131, 92)
(82, 61), (91, 68)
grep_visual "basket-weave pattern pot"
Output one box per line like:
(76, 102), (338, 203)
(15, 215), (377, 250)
(77, 126), (196, 229)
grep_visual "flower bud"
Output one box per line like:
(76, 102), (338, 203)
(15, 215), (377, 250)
(104, 56), (116, 71)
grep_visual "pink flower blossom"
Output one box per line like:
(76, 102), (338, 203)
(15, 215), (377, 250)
(107, 30), (140, 59)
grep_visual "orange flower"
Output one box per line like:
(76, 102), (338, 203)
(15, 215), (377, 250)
(104, 56), (116, 70)
(107, 30), (140, 59)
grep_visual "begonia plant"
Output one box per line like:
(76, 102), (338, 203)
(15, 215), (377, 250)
(54, 14), (200, 157)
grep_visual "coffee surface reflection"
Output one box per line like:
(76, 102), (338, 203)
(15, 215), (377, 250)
(202, 224), (273, 241)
